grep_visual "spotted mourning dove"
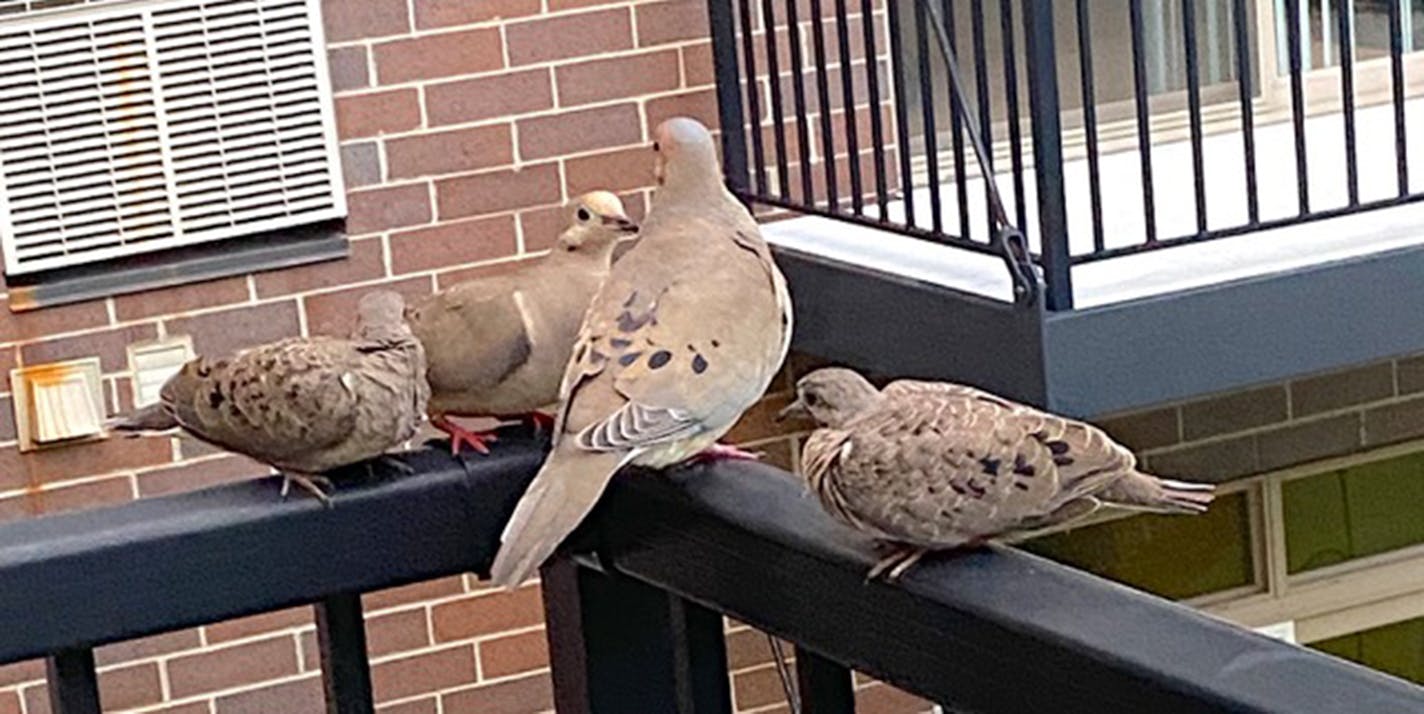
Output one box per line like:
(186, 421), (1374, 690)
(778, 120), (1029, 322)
(780, 368), (1215, 581)
(404, 192), (637, 454)
(488, 117), (794, 587)
(109, 291), (429, 504)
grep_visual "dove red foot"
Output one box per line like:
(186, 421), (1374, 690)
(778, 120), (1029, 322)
(431, 414), (497, 455)
(685, 443), (763, 465)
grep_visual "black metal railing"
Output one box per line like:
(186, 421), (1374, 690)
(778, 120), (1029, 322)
(3, 427), (1424, 712)
(708, 0), (1424, 310)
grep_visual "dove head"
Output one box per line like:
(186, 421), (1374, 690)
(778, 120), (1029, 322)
(557, 191), (638, 254)
(354, 290), (415, 345)
(779, 367), (881, 428)
(652, 117), (722, 195)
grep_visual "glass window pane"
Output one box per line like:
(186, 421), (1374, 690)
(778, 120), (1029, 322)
(1283, 451), (1424, 574)
(1311, 615), (1424, 685)
(1023, 490), (1254, 600)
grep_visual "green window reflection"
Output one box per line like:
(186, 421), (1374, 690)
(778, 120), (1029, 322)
(1023, 491), (1254, 601)
(1312, 616), (1424, 686)
(1283, 452), (1424, 574)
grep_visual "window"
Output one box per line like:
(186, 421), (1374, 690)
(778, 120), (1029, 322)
(0, 0), (345, 299)
(1312, 614), (1424, 685)
(1282, 451), (1424, 574)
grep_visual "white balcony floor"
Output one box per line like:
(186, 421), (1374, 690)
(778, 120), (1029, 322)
(763, 95), (1424, 309)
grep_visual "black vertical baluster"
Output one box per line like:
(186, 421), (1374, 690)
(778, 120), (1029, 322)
(1283, 0), (1309, 213)
(861, 0), (889, 220)
(1232, 0), (1259, 224)
(785, 0), (816, 203)
(46, 649), (100, 714)
(970, 0), (994, 240)
(1024, 0), (1072, 309)
(1075, 0), (1105, 253)
(998, 0), (1027, 231)
(945, 0), (970, 241)
(737, 0), (768, 195)
(832, 0), (861, 213)
(316, 593), (375, 714)
(761, 0), (791, 199)
(886, 0), (917, 226)
(1127, 0), (1158, 244)
(914, 0), (944, 234)
(809, 0), (839, 208)
(1181, 0), (1207, 235)
(1336, 0), (1357, 205)
(710, 0), (750, 192)
(1387, 0), (1408, 196)
(794, 646), (855, 714)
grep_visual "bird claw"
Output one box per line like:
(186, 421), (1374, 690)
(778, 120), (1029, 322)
(524, 411), (556, 435)
(281, 474), (334, 508)
(686, 443), (763, 465)
(865, 545), (927, 583)
(432, 416), (497, 456)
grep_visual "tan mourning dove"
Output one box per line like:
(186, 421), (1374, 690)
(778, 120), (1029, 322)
(780, 368), (1215, 581)
(110, 291), (429, 504)
(488, 117), (794, 587)
(405, 192), (637, 454)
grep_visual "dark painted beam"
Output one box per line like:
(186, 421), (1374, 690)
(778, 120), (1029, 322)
(587, 461), (1424, 714)
(0, 430), (546, 664)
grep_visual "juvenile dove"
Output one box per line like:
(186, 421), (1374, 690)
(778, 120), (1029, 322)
(110, 291), (429, 504)
(405, 192), (637, 454)
(780, 368), (1215, 581)
(489, 117), (794, 587)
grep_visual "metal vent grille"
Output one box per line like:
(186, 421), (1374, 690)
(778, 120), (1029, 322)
(0, 0), (343, 275)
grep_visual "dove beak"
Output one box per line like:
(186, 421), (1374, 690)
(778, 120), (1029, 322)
(603, 215), (639, 233)
(775, 398), (809, 422)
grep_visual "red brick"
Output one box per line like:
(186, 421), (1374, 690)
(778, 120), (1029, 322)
(146, 704), (212, 714)
(215, 675), (323, 714)
(96, 628), (203, 666)
(342, 142), (383, 188)
(430, 585), (542, 642)
(435, 164), (561, 220)
(328, 46), (369, 93)
(682, 41), (715, 86)
(441, 672), (552, 713)
(0, 475), (131, 520)
(726, 628), (791, 670)
(506, 8), (632, 66)
(565, 145), (657, 195)
(363, 575), (464, 612)
(304, 277), (431, 338)
(371, 645), (475, 703)
(0, 396), (14, 443)
(549, 0), (621, 10)
(167, 635), (300, 698)
(23, 662), (162, 714)
(337, 89), (421, 139)
(19, 323), (156, 373)
(556, 50), (680, 106)
(164, 300), (301, 357)
(367, 608), (431, 657)
(136, 455), (271, 498)
(0, 447), (22, 494)
(425, 70), (553, 127)
(21, 436), (168, 485)
(646, 87), (720, 132)
(636, 0), (709, 47)
(0, 346), (14, 391)
(347, 183), (433, 236)
(0, 298), (108, 342)
(855, 682), (935, 714)
(113, 277), (249, 322)
(206, 606), (313, 644)
(374, 28), (504, 84)
(0, 661), (42, 689)
(0, 691), (17, 714)
(518, 103), (642, 160)
(379, 698), (438, 714)
(478, 628), (548, 679)
(734, 665), (792, 710)
(323, 0), (409, 43)
(386, 124), (514, 180)
(414, 0), (540, 29)
(389, 215), (518, 275)
(255, 238), (386, 298)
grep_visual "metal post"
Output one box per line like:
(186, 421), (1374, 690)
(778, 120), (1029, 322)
(543, 556), (732, 714)
(316, 593), (375, 714)
(707, 0), (749, 191)
(794, 646), (855, 714)
(1021, 0), (1073, 310)
(46, 649), (101, 714)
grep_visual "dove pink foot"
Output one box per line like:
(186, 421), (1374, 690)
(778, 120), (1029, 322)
(431, 415), (497, 455)
(686, 443), (763, 465)
(495, 411), (556, 435)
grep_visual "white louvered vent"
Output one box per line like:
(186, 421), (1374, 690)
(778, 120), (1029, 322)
(0, 0), (344, 275)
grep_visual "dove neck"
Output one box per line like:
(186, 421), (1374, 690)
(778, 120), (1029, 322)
(355, 323), (418, 350)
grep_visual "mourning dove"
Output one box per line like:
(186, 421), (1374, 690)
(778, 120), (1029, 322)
(489, 117), (794, 587)
(405, 192), (637, 454)
(110, 291), (429, 504)
(780, 368), (1215, 581)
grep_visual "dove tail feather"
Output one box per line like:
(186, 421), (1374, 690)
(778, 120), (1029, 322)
(1099, 472), (1216, 515)
(490, 446), (635, 588)
(107, 403), (179, 433)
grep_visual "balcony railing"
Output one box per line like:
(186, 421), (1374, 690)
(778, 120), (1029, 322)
(3, 427), (1423, 713)
(706, 0), (1424, 310)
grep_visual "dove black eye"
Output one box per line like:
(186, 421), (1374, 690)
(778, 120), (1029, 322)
(576, 208), (591, 222)
(804, 393), (819, 406)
